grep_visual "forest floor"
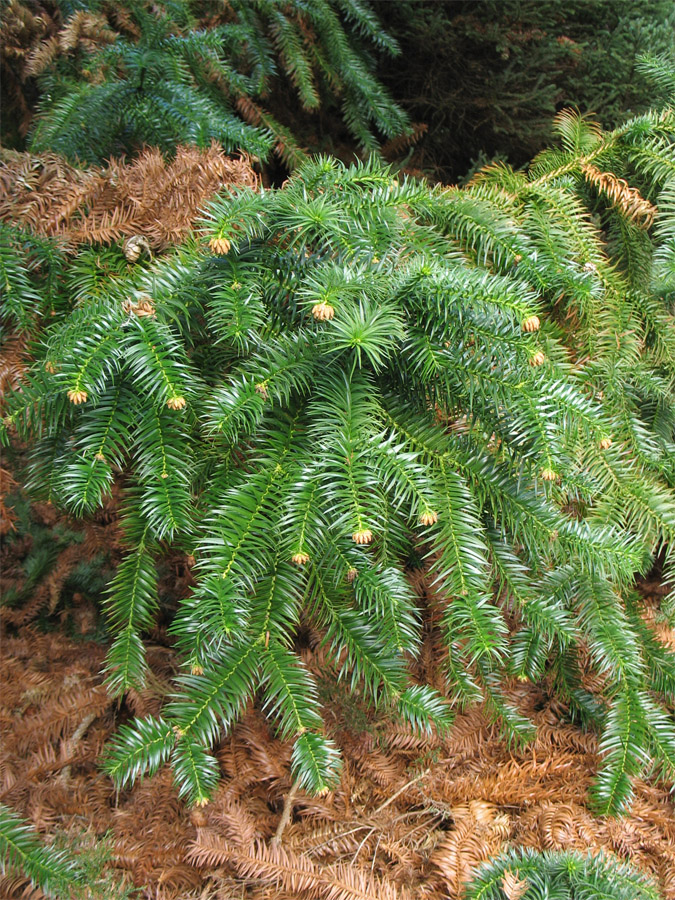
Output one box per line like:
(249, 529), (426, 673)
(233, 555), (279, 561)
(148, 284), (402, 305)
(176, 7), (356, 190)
(1, 497), (675, 899)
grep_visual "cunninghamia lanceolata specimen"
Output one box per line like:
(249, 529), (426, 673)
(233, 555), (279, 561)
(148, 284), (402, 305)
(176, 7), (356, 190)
(5, 99), (675, 814)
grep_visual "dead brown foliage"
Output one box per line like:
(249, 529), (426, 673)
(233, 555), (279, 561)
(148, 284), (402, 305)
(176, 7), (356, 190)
(0, 145), (258, 250)
(1, 596), (675, 900)
(581, 163), (657, 227)
(1, 1), (58, 139)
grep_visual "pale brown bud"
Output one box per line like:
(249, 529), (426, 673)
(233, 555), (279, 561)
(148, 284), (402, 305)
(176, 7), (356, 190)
(255, 382), (269, 400)
(529, 350), (546, 367)
(209, 237), (231, 255)
(191, 664), (204, 675)
(189, 808), (208, 827)
(45, 361), (57, 374)
(599, 436), (613, 450)
(132, 295), (156, 318)
(419, 510), (438, 526)
(312, 302), (335, 321)
(123, 235), (151, 262)
(346, 568), (358, 583)
(94, 452), (106, 462)
(167, 396), (186, 410)
(522, 315), (541, 333)
(540, 467), (557, 482)
(67, 389), (88, 404)
(352, 529), (373, 545)
(292, 552), (310, 566)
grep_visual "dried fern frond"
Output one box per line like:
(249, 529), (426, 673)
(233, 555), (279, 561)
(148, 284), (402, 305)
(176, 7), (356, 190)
(0, 467), (18, 535)
(0, 0), (55, 136)
(501, 869), (529, 900)
(2, 621), (675, 898)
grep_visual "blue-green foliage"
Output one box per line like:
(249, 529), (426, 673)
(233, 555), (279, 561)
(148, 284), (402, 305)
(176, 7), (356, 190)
(465, 848), (660, 900)
(0, 803), (133, 899)
(0, 803), (82, 898)
(4, 96), (675, 812)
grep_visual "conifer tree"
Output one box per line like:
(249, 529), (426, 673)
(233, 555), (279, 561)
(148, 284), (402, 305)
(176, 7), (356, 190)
(4, 89), (675, 812)
(15, 0), (409, 168)
(374, 0), (675, 179)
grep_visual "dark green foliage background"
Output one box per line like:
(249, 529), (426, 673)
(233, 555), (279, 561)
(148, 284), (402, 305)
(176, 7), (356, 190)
(375, 0), (675, 179)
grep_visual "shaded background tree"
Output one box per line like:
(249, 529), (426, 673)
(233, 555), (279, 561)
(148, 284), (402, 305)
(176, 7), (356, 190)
(6, 0), (675, 181)
(1, 0), (410, 172)
(374, 0), (675, 180)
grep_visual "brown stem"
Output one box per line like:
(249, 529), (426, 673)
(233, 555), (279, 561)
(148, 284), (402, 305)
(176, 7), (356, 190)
(270, 778), (301, 847)
(58, 712), (97, 784)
